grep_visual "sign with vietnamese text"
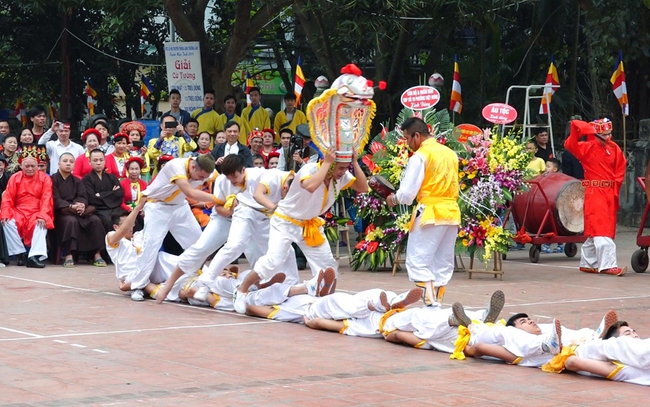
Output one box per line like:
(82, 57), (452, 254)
(401, 86), (440, 110)
(482, 103), (517, 124)
(453, 123), (483, 143)
(164, 42), (204, 113)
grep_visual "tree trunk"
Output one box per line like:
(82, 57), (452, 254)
(568, 3), (581, 117)
(293, 0), (337, 79)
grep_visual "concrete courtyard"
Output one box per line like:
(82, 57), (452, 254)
(0, 226), (648, 406)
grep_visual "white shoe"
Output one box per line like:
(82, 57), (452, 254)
(305, 275), (319, 296)
(233, 289), (247, 314)
(541, 319), (562, 355)
(193, 286), (210, 303)
(131, 289), (145, 301)
(368, 291), (389, 313)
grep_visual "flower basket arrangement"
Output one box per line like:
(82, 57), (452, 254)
(454, 127), (532, 266)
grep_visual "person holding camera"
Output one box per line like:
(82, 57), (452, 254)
(280, 123), (320, 172)
(147, 114), (197, 175)
(37, 120), (85, 174)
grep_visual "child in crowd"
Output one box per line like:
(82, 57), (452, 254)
(542, 157), (564, 254)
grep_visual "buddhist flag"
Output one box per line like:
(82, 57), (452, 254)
(85, 80), (97, 116)
(610, 51), (629, 116)
(539, 57), (559, 115)
(449, 55), (463, 114)
(294, 56), (306, 106)
(14, 99), (26, 126)
(244, 71), (254, 106)
(140, 74), (154, 116)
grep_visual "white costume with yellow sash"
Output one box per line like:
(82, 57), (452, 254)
(254, 162), (355, 280)
(394, 137), (460, 304)
(132, 158), (216, 290)
(200, 167), (301, 288)
(176, 174), (240, 275)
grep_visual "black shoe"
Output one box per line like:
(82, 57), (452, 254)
(297, 260), (307, 271)
(26, 256), (45, 268)
(16, 254), (26, 266)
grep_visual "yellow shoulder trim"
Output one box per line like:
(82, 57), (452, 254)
(105, 234), (119, 249)
(170, 175), (188, 183)
(510, 357), (522, 365)
(259, 181), (271, 195)
(341, 176), (356, 191)
(414, 340), (427, 349)
(300, 174), (312, 182)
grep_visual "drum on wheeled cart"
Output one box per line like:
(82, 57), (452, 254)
(508, 172), (587, 263)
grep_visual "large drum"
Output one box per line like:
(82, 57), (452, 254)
(512, 172), (585, 235)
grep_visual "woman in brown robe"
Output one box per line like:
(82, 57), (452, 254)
(52, 153), (106, 267)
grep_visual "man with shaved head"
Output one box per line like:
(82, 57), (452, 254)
(1, 148), (53, 267)
(51, 152), (106, 267)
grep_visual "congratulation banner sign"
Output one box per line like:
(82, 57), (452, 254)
(453, 123), (482, 143)
(401, 86), (440, 110)
(482, 103), (517, 124)
(164, 42), (204, 113)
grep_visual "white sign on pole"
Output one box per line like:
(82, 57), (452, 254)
(164, 42), (204, 113)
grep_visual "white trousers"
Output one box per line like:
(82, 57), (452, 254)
(246, 283), (292, 306)
(200, 206), (302, 285)
(132, 202), (201, 290)
(384, 307), (483, 353)
(254, 216), (336, 280)
(4, 220), (47, 260)
(406, 221), (457, 285)
(305, 290), (386, 320)
(580, 236), (617, 270)
(177, 214), (231, 274)
(469, 324), (551, 367)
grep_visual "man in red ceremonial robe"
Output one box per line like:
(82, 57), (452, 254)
(1, 147), (54, 267)
(565, 118), (626, 276)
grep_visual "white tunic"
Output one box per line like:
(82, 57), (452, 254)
(259, 168), (294, 205)
(276, 162), (355, 220)
(233, 167), (267, 209)
(141, 158), (213, 205)
(213, 174), (244, 206)
(105, 231), (144, 281)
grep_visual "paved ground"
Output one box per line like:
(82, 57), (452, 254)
(1, 227), (649, 406)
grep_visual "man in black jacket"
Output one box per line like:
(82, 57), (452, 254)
(210, 121), (253, 171)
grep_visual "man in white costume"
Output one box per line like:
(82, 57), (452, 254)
(155, 172), (242, 303)
(199, 155), (299, 287)
(302, 290), (503, 350)
(245, 283), (410, 324)
(106, 199), (183, 301)
(130, 155), (217, 294)
(232, 146), (368, 313)
(561, 318), (650, 386)
(387, 117), (460, 307)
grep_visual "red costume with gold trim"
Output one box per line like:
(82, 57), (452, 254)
(564, 120), (626, 238)
(1, 169), (54, 247)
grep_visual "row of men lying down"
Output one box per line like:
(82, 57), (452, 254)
(106, 172), (648, 388)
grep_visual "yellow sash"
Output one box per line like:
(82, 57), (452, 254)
(274, 212), (325, 247)
(408, 196), (459, 231)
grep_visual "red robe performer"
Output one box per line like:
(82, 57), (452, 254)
(564, 119), (626, 276)
(1, 145), (54, 268)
